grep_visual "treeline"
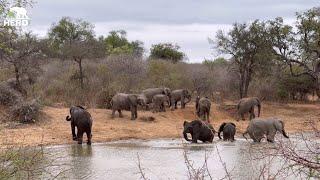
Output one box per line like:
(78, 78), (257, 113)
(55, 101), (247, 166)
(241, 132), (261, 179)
(0, 3), (319, 110)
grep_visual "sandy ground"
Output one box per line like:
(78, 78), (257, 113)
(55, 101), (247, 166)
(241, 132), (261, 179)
(0, 102), (319, 147)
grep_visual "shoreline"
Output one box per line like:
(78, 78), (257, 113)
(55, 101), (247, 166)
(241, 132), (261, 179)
(0, 102), (319, 148)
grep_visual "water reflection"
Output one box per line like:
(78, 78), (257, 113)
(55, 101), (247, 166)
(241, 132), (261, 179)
(31, 138), (302, 179)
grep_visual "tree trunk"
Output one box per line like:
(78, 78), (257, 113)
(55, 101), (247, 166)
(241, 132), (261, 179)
(75, 57), (84, 89)
(13, 63), (26, 95)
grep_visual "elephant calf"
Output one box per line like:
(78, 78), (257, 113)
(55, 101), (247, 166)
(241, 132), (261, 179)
(170, 89), (191, 110)
(66, 106), (93, 145)
(218, 122), (236, 141)
(111, 93), (144, 120)
(183, 120), (215, 143)
(195, 96), (211, 122)
(237, 97), (261, 121)
(152, 94), (170, 112)
(243, 117), (289, 143)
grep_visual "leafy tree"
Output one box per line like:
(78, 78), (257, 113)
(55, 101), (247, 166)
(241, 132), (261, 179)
(48, 17), (97, 89)
(149, 43), (185, 63)
(104, 30), (144, 57)
(214, 21), (274, 98)
(0, 27), (41, 94)
(203, 57), (228, 71)
(267, 8), (320, 96)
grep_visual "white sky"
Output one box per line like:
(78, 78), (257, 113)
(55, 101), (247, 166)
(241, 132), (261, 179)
(22, 0), (319, 62)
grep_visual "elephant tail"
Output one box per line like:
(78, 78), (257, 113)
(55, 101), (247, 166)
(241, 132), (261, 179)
(218, 122), (226, 139)
(66, 115), (72, 121)
(242, 130), (248, 140)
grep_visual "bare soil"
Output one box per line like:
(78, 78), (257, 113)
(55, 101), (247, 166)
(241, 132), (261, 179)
(0, 102), (319, 147)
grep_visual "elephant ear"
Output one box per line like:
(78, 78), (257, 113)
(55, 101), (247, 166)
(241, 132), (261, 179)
(230, 122), (236, 127)
(128, 94), (138, 106)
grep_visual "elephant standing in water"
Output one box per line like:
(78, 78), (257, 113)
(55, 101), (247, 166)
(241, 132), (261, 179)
(243, 118), (289, 143)
(152, 94), (170, 112)
(237, 97), (261, 121)
(218, 122), (236, 141)
(66, 106), (93, 145)
(183, 120), (215, 143)
(142, 87), (171, 108)
(196, 96), (211, 122)
(170, 89), (191, 110)
(111, 93), (145, 120)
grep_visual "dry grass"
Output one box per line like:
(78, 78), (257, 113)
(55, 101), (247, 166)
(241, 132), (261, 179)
(0, 102), (319, 147)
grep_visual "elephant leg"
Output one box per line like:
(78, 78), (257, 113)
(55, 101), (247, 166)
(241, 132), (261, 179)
(181, 97), (185, 109)
(192, 132), (199, 143)
(175, 101), (178, 109)
(241, 113), (245, 121)
(249, 107), (255, 120)
(162, 103), (166, 112)
(86, 129), (92, 145)
(71, 122), (77, 140)
(118, 110), (123, 118)
(111, 109), (116, 118)
(267, 130), (276, 143)
(77, 130), (84, 144)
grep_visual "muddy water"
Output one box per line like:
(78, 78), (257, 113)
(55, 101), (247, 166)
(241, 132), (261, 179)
(35, 136), (302, 180)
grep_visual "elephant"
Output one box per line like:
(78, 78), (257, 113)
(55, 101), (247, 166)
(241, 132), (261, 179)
(237, 97), (261, 121)
(152, 94), (170, 112)
(183, 120), (215, 143)
(141, 87), (171, 106)
(170, 89), (191, 110)
(195, 96), (211, 122)
(218, 122), (236, 141)
(243, 117), (289, 143)
(66, 106), (93, 145)
(111, 93), (144, 120)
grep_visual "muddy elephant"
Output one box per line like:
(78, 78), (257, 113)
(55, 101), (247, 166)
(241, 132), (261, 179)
(183, 120), (215, 143)
(152, 94), (170, 112)
(237, 97), (261, 121)
(142, 87), (171, 105)
(170, 89), (191, 110)
(195, 96), (211, 122)
(111, 93), (145, 120)
(218, 122), (236, 141)
(66, 106), (93, 145)
(243, 118), (289, 143)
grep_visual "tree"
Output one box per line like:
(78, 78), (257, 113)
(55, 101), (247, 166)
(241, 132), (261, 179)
(104, 30), (144, 57)
(48, 17), (96, 89)
(149, 43), (185, 63)
(214, 21), (274, 98)
(267, 8), (320, 96)
(0, 27), (40, 94)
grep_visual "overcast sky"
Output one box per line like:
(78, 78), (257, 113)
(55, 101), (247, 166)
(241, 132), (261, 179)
(25, 0), (319, 62)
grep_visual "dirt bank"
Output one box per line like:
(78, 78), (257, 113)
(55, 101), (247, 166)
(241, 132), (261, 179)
(0, 102), (319, 147)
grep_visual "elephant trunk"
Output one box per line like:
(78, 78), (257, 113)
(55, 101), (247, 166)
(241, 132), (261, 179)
(282, 129), (289, 138)
(257, 98), (261, 117)
(184, 97), (191, 104)
(242, 131), (248, 140)
(183, 131), (192, 141)
(218, 123), (226, 139)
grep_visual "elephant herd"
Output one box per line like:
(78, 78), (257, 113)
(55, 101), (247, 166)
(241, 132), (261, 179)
(64, 89), (289, 145)
(183, 96), (289, 143)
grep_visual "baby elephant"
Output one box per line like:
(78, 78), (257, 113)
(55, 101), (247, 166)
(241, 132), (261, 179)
(243, 117), (289, 143)
(237, 97), (261, 121)
(218, 122), (236, 141)
(183, 120), (215, 143)
(66, 106), (93, 145)
(152, 94), (170, 112)
(195, 96), (211, 122)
